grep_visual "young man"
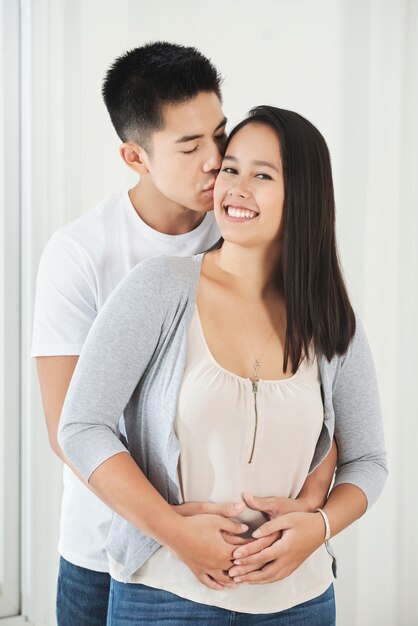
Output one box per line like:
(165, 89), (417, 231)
(32, 42), (336, 626)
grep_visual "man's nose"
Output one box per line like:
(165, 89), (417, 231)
(202, 142), (223, 173)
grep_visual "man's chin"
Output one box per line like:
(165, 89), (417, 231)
(189, 201), (214, 214)
(174, 195), (214, 214)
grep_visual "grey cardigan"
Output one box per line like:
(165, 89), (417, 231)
(58, 253), (387, 582)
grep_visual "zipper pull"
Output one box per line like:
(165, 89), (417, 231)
(248, 379), (259, 464)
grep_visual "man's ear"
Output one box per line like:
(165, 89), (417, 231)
(119, 142), (150, 175)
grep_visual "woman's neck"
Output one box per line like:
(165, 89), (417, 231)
(213, 242), (282, 300)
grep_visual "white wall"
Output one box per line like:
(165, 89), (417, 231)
(22, 1), (417, 624)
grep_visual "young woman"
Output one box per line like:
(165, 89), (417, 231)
(59, 106), (387, 625)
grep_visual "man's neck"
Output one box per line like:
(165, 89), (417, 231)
(128, 182), (207, 236)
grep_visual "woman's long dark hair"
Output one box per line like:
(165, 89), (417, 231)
(226, 106), (356, 372)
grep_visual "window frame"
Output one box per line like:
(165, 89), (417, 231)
(0, 0), (22, 619)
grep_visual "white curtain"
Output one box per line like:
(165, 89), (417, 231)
(333, 2), (418, 624)
(21, 1), (417, 624)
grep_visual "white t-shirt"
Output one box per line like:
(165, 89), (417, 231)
(31, 191), (221, 572)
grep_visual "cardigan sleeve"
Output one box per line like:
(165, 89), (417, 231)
(332, 316), (388, 508)
(58, 256), (164, 481)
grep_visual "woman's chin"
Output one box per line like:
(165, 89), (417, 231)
(218, 232), (255, 246)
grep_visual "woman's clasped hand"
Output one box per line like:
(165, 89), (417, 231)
(172, 493), (327, 587)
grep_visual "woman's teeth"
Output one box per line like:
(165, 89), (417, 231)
(226, 206), (258, 219)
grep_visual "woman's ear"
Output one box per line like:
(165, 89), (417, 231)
(119, 142), (150, 175)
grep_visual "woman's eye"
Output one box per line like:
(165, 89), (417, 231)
(182, 146), (198, 154)
(255, 173), (272, 180)
(221, 166), (237, 174)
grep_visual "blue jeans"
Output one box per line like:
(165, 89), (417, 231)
(107, 580), (336, 625)
(56, 557), (111, 626)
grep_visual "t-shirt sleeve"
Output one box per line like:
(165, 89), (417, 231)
(31, 232), (98, 356)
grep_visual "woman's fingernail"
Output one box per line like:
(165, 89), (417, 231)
(234, 550), (243, 558)
(253, 529), (261, 538)
(241, 524), (248, 531)
(234, 559), (241, 565)
(235, 577), (242, 583)
(234, 503), (244, 511)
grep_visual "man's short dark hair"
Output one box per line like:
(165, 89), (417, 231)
(102, 41), (223, 147)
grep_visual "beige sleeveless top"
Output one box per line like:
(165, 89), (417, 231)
(110, 307), (334, 613)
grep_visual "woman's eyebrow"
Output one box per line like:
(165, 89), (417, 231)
(223, 155), (279, 172)
(253, 160), (279, 172)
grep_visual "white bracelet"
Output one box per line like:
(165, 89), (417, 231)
(315, 508), (331, 542)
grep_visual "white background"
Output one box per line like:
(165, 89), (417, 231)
(3, 0), (417, 624)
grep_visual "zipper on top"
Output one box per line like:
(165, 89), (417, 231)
(248, 379), (259, 464)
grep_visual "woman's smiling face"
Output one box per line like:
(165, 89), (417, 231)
(214, 122), (285, 248)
